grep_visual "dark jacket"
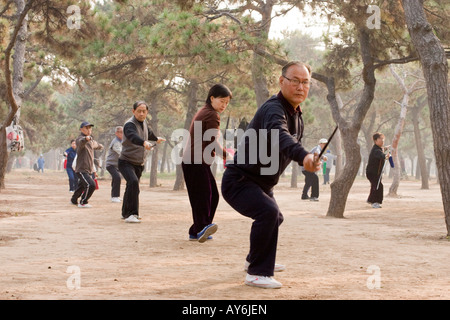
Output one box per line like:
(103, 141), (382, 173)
(182, 103), (227, 165)
(366, 144), (386, 177)
(65, 147), (77, 169)
(226, 91), (309, 191)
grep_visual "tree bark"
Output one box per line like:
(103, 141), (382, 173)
(1, 0), (30, 190)
(173, 79), (199, 191)
(149, 95), (159, 188)
(324, 29), (377, 218)
(410, 95), (429, 189)
(252, 0), (274, 108)
(402, 0), (450, 236)
(388, 65), (409, 197)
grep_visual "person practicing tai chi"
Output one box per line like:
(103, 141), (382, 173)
(182, 84), (233, 242)
(221, 61), (321, 289)
(366, 132), (390, 209)
(119, 101), (165, 223)
(301, 138), (328, 201)
(71, 121), (104, 208)
(106, 126), (123, 203)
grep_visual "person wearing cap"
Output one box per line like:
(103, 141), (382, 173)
(301, 138), (328, 201)
(118, 101), (165, 223)
(71, 121), (104, 208)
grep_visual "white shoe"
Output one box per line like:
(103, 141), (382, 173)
(124, 215), (141, 223)
(244, 261), (285, 272)
(78, 203), (92, 208)
(245, 274), (282, 289)
(372, 202), (382, 208)
(111, 197), (121, 203)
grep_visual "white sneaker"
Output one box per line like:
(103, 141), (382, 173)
(372, 203), (382, 208)
(124, 215), (141, 223)
(78, 203), (92, 208)
(244, 261), (285, 272)
(245, 274), (282, 289)
(111, 197), (121, 203)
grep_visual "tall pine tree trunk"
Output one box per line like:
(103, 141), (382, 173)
(325, 29), (377, 218)
(149, 95), (159, 188)
(1, 0), (29, 190)
(252, 0), (273, 108)
(388, 65), (409, 197)
(402, 0), (450, 236)
(173, 79), (198, 191)
(411, 96), (429, 189)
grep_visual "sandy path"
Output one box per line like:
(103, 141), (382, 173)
(0, 170), (449, 300)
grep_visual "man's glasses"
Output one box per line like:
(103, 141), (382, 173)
(282, 75), (311, 88)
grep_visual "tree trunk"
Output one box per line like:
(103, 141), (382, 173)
(290, 161), (298, 188)
(1, 0), (29, 190)
(149, 95), (160, 188)
(0, 127), (7, 189)
(388, 65), (409, 197)
(402, 0), (450, 236)
(325, 29), (377, 218)
(328, 128), (362, 217)
(173, 79), (199, 191)
(252, 0), (273, 108)
(160, 142), (168, 173)
(252, 52), (270, 108)
(411, 96), (429, 189)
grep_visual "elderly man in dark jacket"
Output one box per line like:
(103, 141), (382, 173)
(222, 61), (320, 289)
(366, 132), (389, 208)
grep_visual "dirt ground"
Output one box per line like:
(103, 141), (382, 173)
(0, 169), (449, 300)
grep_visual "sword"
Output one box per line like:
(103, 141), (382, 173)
(318, 125), (338, 159)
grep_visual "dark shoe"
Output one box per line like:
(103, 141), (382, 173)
(301, 195), (310, 200)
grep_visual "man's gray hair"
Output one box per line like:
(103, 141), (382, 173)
(115, 126), (123, 132)
(282, 61), (312, 77)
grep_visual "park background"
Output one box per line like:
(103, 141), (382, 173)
(0, 0), (449, 300)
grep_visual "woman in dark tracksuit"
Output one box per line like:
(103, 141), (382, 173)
(182, 84), (233, 243)
(366, 132), (389, 208)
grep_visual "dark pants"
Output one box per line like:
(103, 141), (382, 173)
(71, 172), (96, 205)
(367, 173), (383, 204)
(221, 168), (284, 277)
(323, 168), (331, 185)
(302, 170), (319, 198)
(182, 162), (219, 237)
(118, 159), (144, 218)
(66, 167), (78, 191)
(106, 165), (121, 198)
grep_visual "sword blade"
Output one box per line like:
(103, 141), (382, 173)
(318, 125), (338, 159)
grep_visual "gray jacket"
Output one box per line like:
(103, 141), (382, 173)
(106, 136), (122, 168)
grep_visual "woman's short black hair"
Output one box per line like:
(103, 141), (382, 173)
(206, 84), (232, 104)
(133, 101), (149, 110)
